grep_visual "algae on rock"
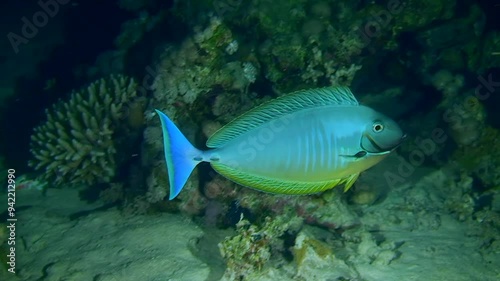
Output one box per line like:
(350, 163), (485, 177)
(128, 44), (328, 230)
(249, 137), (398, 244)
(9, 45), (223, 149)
(218, 215), (303, 280)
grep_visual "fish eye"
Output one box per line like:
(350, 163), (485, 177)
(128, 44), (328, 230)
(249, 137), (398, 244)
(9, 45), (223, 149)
(372, 122), (384, 133)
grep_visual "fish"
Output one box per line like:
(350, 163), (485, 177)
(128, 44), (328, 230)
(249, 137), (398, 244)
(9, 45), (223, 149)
(156, 87), (405, 200)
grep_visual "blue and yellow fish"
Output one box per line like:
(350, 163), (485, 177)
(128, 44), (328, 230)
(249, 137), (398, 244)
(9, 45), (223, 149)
(156, 87), (405, 200)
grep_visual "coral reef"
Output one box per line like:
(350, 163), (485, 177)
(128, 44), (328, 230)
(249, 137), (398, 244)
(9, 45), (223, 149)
(431, 70), (465, 102)
(247, 1), (365, 91)
(219, 214), (302, 280)
(219, 218), (271, 279)
(407, 4), (488, 79)
(115, 11), (167, 50)
(425, 66), (499, 189)
(151, 17), (258, 119)
(178, 170), (208, 216)
(3, 0), (499, 279)
(29, 75), (138, 186)
(479, 31), (500, 71)
(293, 227), (356, 280)
(203, 174), (238, 201)
(426, 65), (499, 190)
(452, 126), (500, 188)
(391, 0), (456, 33)
(54, 1), (497, 277)
(296, 189), (359, 230)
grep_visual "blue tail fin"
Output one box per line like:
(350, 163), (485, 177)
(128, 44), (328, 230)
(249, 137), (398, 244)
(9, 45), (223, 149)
(155, 110), (203, 200)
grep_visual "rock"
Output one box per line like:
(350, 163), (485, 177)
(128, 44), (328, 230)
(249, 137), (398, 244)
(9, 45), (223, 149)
(293, 227), (357, 280)
(13, 190), (209, 280)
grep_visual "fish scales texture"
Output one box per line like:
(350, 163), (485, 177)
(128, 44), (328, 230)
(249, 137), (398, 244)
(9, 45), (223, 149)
(156, 87), (405, 199)
(215, 107), (363, 180)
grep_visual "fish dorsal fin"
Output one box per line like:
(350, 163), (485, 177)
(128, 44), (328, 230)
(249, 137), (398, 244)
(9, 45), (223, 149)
(207, 86), (358, 148)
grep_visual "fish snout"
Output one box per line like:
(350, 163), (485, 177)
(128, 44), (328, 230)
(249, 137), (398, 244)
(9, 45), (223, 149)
(393, 133), (407, 149)
(398, 133), (408, 144)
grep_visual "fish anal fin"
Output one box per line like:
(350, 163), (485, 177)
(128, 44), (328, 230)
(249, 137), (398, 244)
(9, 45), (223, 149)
(211, 162), (343, 195)
(343, 173), (360, 192)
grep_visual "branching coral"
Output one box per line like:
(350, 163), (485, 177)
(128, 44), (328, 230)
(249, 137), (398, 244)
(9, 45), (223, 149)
(29, 75), (138, 186)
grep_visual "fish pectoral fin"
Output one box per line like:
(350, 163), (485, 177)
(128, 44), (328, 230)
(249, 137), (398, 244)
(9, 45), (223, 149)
(343, 173), (359, 192)
(340, 151), (367, 159)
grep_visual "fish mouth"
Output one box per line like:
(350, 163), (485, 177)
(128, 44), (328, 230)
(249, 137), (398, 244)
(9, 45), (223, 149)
(362, 133), (407, 153)
(391, 134), (407, 150)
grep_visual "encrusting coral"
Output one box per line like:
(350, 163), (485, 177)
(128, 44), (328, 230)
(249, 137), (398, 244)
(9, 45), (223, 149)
(150, 16), (259, 121)
(29, 75), (138, 186)
(218, 215), (303, 280)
